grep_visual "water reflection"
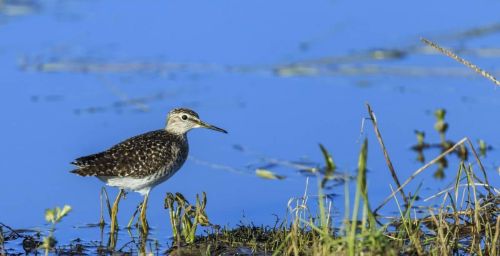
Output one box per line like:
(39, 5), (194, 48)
(411, 109), (492, 179)
(0, 223), (161, 254)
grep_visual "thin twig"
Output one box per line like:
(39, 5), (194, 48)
(423, 183), (499, 202)
(366, 103), (408, 206)
(0, 223), (23, 239)
(465, 138), (494, 195)
(375, 137), (468, 213)
(101, 187), (112, 218)
(421, 37), (500, 87)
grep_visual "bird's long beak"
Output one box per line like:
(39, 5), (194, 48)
(197, 119), (228, 134)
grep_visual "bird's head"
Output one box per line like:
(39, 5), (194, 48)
(166, 108), (227, 135)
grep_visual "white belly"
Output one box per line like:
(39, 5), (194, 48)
(99, 167), (177, 196)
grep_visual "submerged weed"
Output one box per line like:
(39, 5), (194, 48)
(40, 205), (72, 255)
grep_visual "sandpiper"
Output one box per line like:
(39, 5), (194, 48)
(70, 108), (227, 232)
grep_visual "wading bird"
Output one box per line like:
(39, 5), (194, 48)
(70, 108), (227, 232)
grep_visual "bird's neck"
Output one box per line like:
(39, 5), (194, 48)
(164, 128), (189, 141)
(165, 124), (190, 135)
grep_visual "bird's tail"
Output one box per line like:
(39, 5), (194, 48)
(70, 168), (90, 176)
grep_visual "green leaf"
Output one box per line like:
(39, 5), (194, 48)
(414, 130), (425, 146)
(61, 205), (72, 217)
(55, 207), (62, 220)
(255, 169), (286, 180)
(55, 205), (71, 222)
(196, 212), (210, 227)
(45, 209), (55, 224)
(319, 144), (336, 176)
(357, 138), (368, 195)
(434, 108), (446, 120)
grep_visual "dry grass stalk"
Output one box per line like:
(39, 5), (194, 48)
(421, 37), (500, 87)
(365, 103), (408, 206)
(375, 137), (468, 213)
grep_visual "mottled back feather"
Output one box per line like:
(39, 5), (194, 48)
(71, 130), (188, 178)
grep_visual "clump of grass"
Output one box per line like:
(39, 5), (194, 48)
(168, 138), (397, 255)
(164, 192), (210, 245)
(389, 162), (499, 255)
(172, 140), (497, 255)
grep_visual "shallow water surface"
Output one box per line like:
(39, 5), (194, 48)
(1, 0), (500, 253)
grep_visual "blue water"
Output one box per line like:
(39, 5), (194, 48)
(1, 0), (500, 252)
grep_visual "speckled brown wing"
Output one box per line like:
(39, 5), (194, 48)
(71, 130), (187, 178)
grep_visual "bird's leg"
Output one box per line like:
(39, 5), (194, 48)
(139, 191), (150, 234)
(99, 187), (106, 229)
(108, 228), (119, 251)
(110, 189), (125, 234)
(139, 227), (148, 255)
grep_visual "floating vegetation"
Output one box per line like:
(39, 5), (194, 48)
(17, 23), (500, 81)
(19, 56), (223, 74)
(273, 65), (319, 77)
(411, 108), (492, 179)
(0, 0), (40, 17)
(255, 169), (287, 180)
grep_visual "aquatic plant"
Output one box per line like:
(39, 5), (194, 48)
(164, 192), (210, 244)
(40, 205), (71, 255)
(319, 143), (336, 189)
(255, 168), (287, 180)
(410, 108), (491, 179)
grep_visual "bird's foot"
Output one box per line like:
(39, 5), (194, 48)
(139, 210), (149, 233)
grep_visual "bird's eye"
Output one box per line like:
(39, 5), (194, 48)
(181, 115), (188, 120)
